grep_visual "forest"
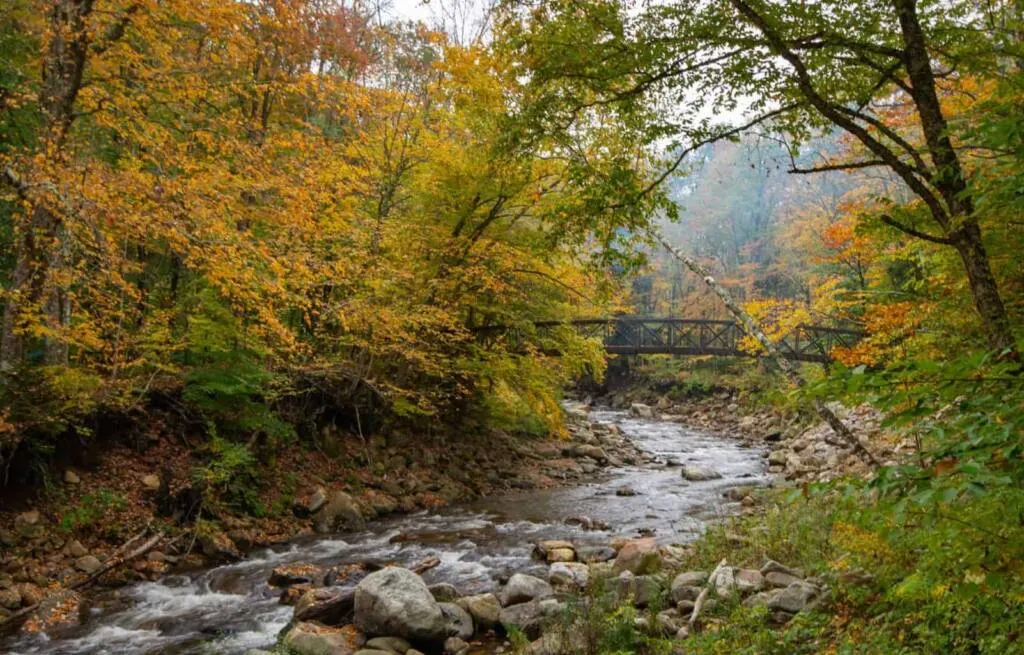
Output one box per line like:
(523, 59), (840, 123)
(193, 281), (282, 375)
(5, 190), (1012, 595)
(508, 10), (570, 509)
(1, 0), (1023, 654)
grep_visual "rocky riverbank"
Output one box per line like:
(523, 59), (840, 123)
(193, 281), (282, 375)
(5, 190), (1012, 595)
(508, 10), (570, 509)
(0, 412), (645, 636)
(598, 386), (907, 484)
(253, 532), (825, 655)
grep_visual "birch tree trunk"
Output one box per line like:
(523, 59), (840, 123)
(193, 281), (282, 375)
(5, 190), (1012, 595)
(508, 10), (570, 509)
(655, 232), (879, 467)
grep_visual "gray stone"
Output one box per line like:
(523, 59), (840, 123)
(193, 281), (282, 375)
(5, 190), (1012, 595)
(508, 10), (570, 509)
(353, 568), (446, 642)
(711, 566), (735, 598)
(656, 609), (685, 636)
(630, 403), (655, 418)
(429, 583), (460, 602)
(283, 622), (365, 655)
(295, 588), (356, 625)
(308, 486), (328, 514)
(498, 600), (544, 639)
(742, 591), (773, 608)
(611, 538), (661, 575)
(67, 540), (88, 558)
(761, 559), (803, 578)
(672, 585), (702, 602)
(501, 573), (552, 606)
(75, 555), (103, 574)
(314, 490), (366, 534)
(443, 636), (469, 654)
(576, 546), (616, 563)
(735, 569), (765, 593)
(455, 592), (501, 629)
(548, 562), (589, 590)
(682, 465), (723, 482)
(364, 636), (411, 654)
(671, 571), (707, 602)
(765, 571), (802, 589)
(64, 470), (80, 485)
(439, 602), (473, 639)
(767, 582), (818, 613)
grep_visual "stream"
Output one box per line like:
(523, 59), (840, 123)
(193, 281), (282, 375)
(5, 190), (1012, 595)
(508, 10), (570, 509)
(6, 407), (768, 655)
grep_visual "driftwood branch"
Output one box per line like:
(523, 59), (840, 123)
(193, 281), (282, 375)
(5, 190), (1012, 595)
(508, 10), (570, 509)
(655, 231), (880, 467)
(0, 528), (164, 629)
(688, 558), (728, 632)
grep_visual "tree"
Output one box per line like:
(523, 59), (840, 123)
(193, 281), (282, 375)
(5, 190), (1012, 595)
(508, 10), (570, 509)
(499, 0), (1021, 353)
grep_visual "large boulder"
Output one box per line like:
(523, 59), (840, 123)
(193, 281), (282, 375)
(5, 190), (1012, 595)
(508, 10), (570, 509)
(353, 568), (447, 642)
(501, 573), (552, 606)
(611, 538), (661, 575)
(314, 491), (367, 534)
(455, 593), (501, 629)
(284, 622), (365, 655)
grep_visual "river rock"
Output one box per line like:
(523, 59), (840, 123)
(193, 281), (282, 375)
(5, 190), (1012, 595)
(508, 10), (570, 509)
(32, 589), (82, 631)
(681, 465), (722, 482)
(67, 539), (88, 558)
(439, 602), (474, 639)
(574, 444), (608, 462)
(307, 486), (329, 514)
(0, 588), (20, 610)
(735, 569), (765, 593)
(549, 562), (589, 590)
(285, 622), (366, 655)
(270, 563), (324, 587)
(630, 403), (655, 418)
(765, 571), (802, 589)
(364, 636), (411, 654)
(761, 559), (803, 578)
(429, 583), (460, 602)
(501, 573), (552, 606)
(295, 588), (356, 625)
(611, 538), (661, 575)
(711, 566), (735, 598)
(456, 592), (501, 628)
(64, 469), (80, 485)
(576, 546), (616, 563)
(743, 591), (774, 608)
(768, 581), (819, 613)
(314, 490), (366, 534)
(619, 573), (662, 608)
(498, 600), (544, 639)
(656, 609), (686, 635)
(75, 555), (103, 575)
(353, 568), (447, 642)
(615, 486), (638, 496)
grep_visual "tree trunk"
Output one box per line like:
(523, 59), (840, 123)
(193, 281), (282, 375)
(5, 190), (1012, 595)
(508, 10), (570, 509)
(950, 222), (1016, 353)
(655, 232), (879, 467)
(0, 1), (93, 369)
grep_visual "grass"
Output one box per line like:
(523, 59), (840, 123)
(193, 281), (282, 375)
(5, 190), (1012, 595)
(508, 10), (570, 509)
(549, 483), (1024, 654)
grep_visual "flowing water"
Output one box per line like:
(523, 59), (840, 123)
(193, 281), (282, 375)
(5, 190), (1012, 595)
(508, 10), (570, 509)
(5, 408), (768, 655)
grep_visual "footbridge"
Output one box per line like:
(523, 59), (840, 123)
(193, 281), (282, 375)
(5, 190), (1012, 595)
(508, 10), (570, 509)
(475, 317), (864, 364)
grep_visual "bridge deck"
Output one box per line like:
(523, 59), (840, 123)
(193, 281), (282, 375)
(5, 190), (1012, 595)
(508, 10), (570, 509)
(475, 318), (864, 363)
